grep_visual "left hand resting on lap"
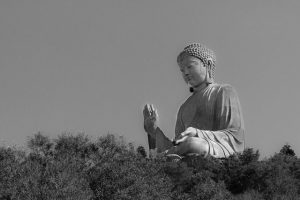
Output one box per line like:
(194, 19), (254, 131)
(174, 127), (198, 145)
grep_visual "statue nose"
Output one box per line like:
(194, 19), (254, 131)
(183, 69), (189, 75)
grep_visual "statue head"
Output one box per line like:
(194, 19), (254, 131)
(177, 43), (216, 88)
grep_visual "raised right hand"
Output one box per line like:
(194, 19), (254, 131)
(143, 104), (159, 134)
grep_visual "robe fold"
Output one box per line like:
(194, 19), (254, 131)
(175, 83), (245, 158)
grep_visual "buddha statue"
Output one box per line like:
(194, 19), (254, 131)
(143, 43), (245, 158)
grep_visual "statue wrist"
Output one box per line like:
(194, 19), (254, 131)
(147, 126), (158, 135)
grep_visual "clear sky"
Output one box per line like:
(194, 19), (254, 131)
(1, 0), (300, 157)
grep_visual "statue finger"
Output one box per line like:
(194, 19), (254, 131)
(151, 104), (158, 117)
(174, 136), (188, 145)
(182, 127), (196, 137)
(180, 131), (188, 138)
(147, 104), (152, 115)
(143, 104), (151, 117)
(152, 105), (159, 118)
(150, 104), (155, 112)
(150, 104), (155, 115)
(154, 108), (159, 118)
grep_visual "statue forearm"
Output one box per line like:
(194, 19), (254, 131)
(143, 104), (173, 153)
(146, 126), (172, 153)
(155, 127), (173, 153)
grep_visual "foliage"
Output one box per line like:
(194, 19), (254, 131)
(280, 144), (296, 157)
(136, 146), (147, 158)
(0, 133), (300, 200)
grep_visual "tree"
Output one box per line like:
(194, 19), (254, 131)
(136, 146), (147, 158)
(27, 132), (53, 157)
(239, 148), (260, 165)
(2, 132), (300, 199)
(280, 144), (296, 157)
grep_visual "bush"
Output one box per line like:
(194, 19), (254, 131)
(0, 133), (299, 199)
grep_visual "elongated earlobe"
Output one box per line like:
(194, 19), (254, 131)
(208, 60), (212, 78)
(208, 68), (212, 79)
(206, 60), (213, 83)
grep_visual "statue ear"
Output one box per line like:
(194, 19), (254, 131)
(205, 60), (213, 83)
(207, 60), (213, 79)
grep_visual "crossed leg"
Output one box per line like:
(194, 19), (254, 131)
(166, 136), (209, 157)
(150, 128), (209, 157)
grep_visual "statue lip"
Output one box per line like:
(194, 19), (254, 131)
(187, 78), (194, 85)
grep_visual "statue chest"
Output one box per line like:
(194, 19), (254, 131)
(181, 92), (216, 130)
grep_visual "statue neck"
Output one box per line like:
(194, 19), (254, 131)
(192, 81), (212, 93)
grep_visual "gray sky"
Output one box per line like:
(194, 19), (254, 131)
(1, 0), (300, 157)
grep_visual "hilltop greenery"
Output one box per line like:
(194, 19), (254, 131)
(1, 132), (300, 200)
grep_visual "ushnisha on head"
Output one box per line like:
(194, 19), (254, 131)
(177, 43), (216, 90)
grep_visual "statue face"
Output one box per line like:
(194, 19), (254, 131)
(178, 55), (207, 87)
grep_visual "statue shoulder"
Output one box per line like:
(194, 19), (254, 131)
(215, 83), (239, 98)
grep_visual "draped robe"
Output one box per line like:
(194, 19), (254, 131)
(175, 83), (245, 158)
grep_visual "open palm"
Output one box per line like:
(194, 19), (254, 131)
(143, 104), (159, 134)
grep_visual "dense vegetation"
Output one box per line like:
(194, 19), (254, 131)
(1, 132), (300, 200)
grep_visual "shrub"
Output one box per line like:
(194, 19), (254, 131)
(1, 133), (300, 199)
